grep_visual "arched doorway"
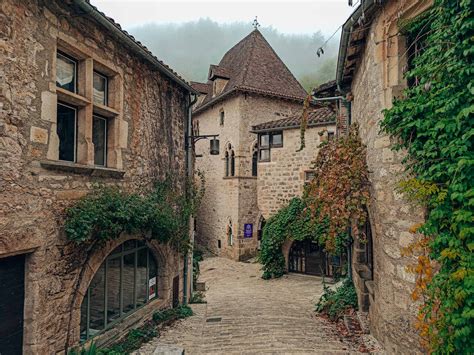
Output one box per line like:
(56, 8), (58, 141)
(257, 217), (266, 250)
(79, 240), (159, 341)
(288, 240), (346, 277)
(289, 240), (327, 276)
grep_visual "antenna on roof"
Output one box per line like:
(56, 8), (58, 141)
(252, 16), (260, 30)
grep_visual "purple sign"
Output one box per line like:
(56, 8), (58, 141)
(244, 223), (253, 238)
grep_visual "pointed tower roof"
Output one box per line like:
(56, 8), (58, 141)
(194, 30), (308, 114)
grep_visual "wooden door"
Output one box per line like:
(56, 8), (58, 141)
(172, 275), (179, 308)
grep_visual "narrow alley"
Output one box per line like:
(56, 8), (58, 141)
(136, 257), (362, 354)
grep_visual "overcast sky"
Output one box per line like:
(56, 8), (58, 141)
(90, 0), (357, 35)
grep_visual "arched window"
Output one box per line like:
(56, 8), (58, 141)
(227, 221), (233, 246)
(225, 151), (229, 177)
(80, 240), (158, 341)
(230, 151), (235, 176)
(252, 144), (258, 177)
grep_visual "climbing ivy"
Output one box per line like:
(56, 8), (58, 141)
(65, 173), (205, 253)
(381, 0), (473, 352)
(259, 126), (369, 278)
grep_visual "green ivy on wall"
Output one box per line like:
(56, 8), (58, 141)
(259, 126), (369, 279)
(65, 173), (205, 253)
(381, 0), (474, 352)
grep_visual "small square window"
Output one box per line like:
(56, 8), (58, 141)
(56, 52), (77, 93)
(93, 115), (107, 166)
(272, 132), (283, 147)
(93, 72), (108, 105)
(305, 170), (316, 182)
(57, 103), (77, 162)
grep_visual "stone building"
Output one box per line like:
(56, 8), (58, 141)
(192, 29), (310, 261)
(317, 0), (432, 353)
(0, 0), (196, 353)
(250, 109), (339, 276)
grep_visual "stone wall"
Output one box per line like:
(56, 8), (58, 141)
(194, 93), (303, 260)
(0, 0), (190, 352)
(256, 125), (334, 219)
(346, 1), (431, 353)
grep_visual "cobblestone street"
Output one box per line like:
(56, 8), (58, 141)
(136, 257), (361, 354)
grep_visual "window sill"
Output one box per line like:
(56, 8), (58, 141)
(93, 103), (120, 118)
(57, 87), (90, 107)
(223, 176), (257, 180)
(40, 160), (125, 179)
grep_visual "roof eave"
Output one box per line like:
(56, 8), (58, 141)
(250, 120), (336, 134)
(336, 0), (381, 90)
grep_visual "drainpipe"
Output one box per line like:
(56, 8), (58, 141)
(183, 93), (197, 305)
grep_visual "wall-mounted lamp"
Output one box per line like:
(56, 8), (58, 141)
(192, 134), (220, 156)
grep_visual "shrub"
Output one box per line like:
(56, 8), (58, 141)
(315, 278), (358, 320)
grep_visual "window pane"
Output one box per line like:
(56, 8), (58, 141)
(259, 149), (270, 161)
(106, 257), (121, 324)
(80, 292), (88, 341)
(136, 248), (147, 307)
(57, 104), (76, 162)
(148, 251), (157, 300)
(93, 116), (107, 166)
(56, 53), (76, 92)
(124, 240), (136, 251)
(93, 72), (107, 105)
(89, 264), (105, 336)
(272, 132), (283, 146)
(260, 134), (270, 147)
(122, 253), (135, 314)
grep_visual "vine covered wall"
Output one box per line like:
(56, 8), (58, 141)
(259, 126), (369, 278)
(381, 0), (474, 352)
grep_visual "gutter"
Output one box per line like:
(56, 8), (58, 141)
(183, 93), (197, 305)
(336, 0), (378, 91)
(250, 120), (336, 134)
(72, 0), (197, 95)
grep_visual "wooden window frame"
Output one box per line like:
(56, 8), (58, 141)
(258, 131), (283, 162)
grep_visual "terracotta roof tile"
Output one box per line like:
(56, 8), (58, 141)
(195, 29), (308, 113)
(190, 81), (211, 94)
(251, 107), (335, 132)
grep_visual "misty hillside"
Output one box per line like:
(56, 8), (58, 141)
(129, 19), (339, 92)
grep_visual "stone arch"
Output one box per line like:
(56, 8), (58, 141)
(67, 233), (172, 347)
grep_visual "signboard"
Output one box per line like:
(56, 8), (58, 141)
(148, 277), (157, 300)
(244, 223), (253, 238)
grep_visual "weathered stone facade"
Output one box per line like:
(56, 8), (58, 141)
(256, 124), (334, 219)
(0, 0), (194, 353)
(333, 0), (432, 353)
(194, 93), (304, 260)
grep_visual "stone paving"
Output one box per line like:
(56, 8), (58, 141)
(135, 257), (362, 354)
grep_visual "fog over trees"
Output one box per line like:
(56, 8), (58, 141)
(129, 18), (339, 92)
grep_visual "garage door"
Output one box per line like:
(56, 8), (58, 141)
(0, 254), (25, 355)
